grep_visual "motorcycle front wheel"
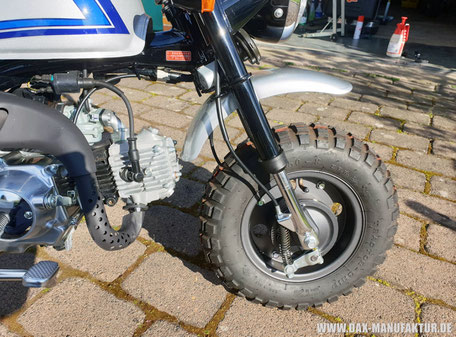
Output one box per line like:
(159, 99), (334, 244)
(201, 124), (398, 309)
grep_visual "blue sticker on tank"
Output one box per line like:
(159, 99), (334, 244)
(0, 0), (129, 39)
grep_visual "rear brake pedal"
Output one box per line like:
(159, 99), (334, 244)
(23, 261), (59, 287)
(0, 261), (59, 288)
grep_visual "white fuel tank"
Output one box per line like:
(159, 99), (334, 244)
(0, 0), (148, 60)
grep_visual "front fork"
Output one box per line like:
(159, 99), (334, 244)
(199, 5), (322, 263)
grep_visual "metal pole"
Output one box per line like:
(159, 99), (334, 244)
(0, 269), (26, 281)
(273, 171), (320, 250)
(333, 0), (337, 35)
(341, 0), (345, 36)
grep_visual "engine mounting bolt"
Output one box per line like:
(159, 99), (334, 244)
(24, 211), (33, 219)
(274, 8), (284, 18)
(316, 181), (326, 190)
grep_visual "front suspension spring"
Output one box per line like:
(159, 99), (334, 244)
(279, 226), (293, 266)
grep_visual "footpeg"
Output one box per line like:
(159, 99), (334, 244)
(0, 261), (59, 288)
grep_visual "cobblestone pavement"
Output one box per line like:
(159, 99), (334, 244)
(0, 45), (455, 337)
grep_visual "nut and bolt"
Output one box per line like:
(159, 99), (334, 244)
(24, 211), (33, 219)
(144, 168), (153, 177)
(316, 181), (326, 190)
(152, 145), (162, 154)
(273, 8), (284, 18)
(45, 164), (60, 176)
(310, 255), (318, 262)
(304, 233), (318, 249)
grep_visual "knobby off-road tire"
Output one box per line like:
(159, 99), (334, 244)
(200, 124), (399, 309)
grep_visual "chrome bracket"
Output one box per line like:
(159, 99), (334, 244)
(284, 249), (324, 279)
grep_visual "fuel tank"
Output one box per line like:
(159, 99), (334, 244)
(0, 0), (149, 60)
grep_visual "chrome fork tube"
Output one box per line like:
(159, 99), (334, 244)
(199, 3), (320, 250)
(274, 171), (320, 250)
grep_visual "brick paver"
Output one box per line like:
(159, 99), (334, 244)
(371, 130), (430, 152)
(394, 215), (422, 251)
(45, 226), (146, 283)
(1, 42), (455, 337)
(142, 321), (194, 337)
(321, 280), (416, 327)
(122, 252), (226, 327)
(217, 298), (333, 337)
(18, 278), (145, 337)
(426, 224), (456, 262)
(376, 247), (456, 306)
(396, 150), (455, 177)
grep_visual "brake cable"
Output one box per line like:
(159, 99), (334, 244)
(213, 62), (280, 209)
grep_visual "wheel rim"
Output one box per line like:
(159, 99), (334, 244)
(241, 170), (365, 283)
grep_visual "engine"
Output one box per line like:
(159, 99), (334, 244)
(109, 127), (182, 206)
(0, 84), (181, 253)
(61, 104), (182, 208)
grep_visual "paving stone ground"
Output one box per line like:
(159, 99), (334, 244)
(0, 43), (455, 337)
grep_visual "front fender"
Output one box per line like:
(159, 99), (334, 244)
(180, 68), (352, 162)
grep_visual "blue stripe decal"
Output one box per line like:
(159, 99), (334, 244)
(0, 0), (129, 39)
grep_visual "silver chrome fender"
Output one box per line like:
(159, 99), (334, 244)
(180, 68), (353, 162)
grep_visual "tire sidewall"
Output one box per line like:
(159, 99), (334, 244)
(216, 145), (393, 306)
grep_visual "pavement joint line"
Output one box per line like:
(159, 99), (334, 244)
(203, 293), (236, 336)
(307, 306), (344, 323)
(398, 184), (456, 204)
(391, 147), (399, 162)
(112, 241), (165, 286)
(394, 242), (456, 267)
(426, 139), (434, 155)
(38, 245), (206, 337)
(400, 210), (444, 227)
(344, 110), (353, 122)
(152, 199), (201, 218)
(385, 160), (456, 182)
(404, 290), (426, 337)
(368, 276), (456, 313)
(423, 175), (432, 195)
(419, 222), (430, 255)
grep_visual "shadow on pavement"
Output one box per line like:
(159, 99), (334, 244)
(141, 160), (224, 286)
(405, 200), (456, 231)
(0, 252), (36, 317)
